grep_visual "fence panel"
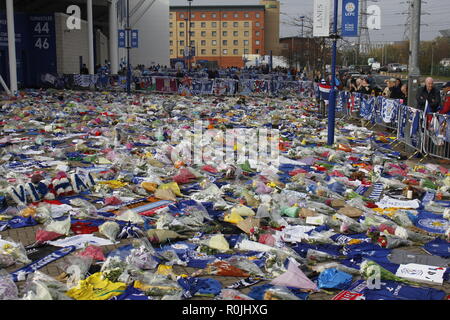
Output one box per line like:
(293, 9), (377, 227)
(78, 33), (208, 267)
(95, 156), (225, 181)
(422, 113), (450, 159)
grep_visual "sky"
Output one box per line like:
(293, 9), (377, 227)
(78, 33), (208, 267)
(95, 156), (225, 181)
(170, 0), (450, 42)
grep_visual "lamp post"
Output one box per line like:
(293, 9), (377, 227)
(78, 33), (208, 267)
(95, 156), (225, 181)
(187, 0), (193, 72)
(184, 18), (188, 69)
(126, 0), (131, 95)
(327, 0), (339, 146)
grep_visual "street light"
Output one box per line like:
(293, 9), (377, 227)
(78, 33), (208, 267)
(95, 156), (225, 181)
(187, 0), (193, 72)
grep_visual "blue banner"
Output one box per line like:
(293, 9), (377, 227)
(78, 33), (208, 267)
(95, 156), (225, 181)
(131, 29), (138, 48)
(342, 0), (359, 37)
(118, 29), (126, 48)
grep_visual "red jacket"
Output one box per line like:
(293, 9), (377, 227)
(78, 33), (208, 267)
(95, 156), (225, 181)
(439, 93), (450, 114)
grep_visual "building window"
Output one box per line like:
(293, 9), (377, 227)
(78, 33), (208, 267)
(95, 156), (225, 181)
(244, 13), (249, 18)
(201, 40), (206, 46)
(180, 49), (184, 55)
(223, 13), (228, 18)
(212, 49), (217, 55)
(201, 31), (206, 37)
(201, 13), (206, 18)
(180, 31), (184, 37)
(169, 31), (173, 37)
(190, 31), (195, 37)
(255, 31), (260, 36)
(244, 22), (249, 27)
(201, 49), (206, 55)
(244, 40), (249, 46)
(180, 13), (185, 19)
(169, 40), (173, 46)
(212, 13), (217, 18)
(244, 31), (249, 37)
(255, 40), (260, 45)
(170, 49), (173, 55)
(212, 31), (217, 37)
(170, 13), (173, 18)
(256, 49), (259, 54)
(234, 13), (239, 18)
(212, 40), (217, 46)
(255, 22), (260, 27)
(222, 22), (228, 28)
(233, 40), (238, 45)
(180, 22), (184, 28)
(233, 22), (238, 28)
(233, 31), (238, 37)
(233, 49), (238, 55)
(180, 40), (185, 46)
(244, 48), (249, 54)
(201, 22), (206, 28)
(190, 40), (195, 46)
(222, 31), (227, 37)
(223, 40), (228, 46)
(223, 49), (228, 55)
(190, 22), (195, 28)
(169, 22), (173, 28)
(256, 13), (260, 18)
(212, 22), (217, 28)
(191, 14), (195, 18)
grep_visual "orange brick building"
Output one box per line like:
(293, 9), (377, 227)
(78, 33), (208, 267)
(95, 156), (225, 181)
(169, 2), (280, 68)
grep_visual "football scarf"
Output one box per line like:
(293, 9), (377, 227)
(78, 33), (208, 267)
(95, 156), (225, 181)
(10, 246), (76, 282)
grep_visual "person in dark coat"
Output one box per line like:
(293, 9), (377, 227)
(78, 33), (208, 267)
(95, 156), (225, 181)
(416, 77), (442, 113)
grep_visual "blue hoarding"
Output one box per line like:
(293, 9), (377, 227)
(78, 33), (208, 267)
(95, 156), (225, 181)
(0, 12), (56, 88)
(342, 0), (359, 37)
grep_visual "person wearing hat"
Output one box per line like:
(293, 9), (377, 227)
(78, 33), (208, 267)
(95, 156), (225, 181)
(438, 82), (450, 114)
(382, 78), (397, 98)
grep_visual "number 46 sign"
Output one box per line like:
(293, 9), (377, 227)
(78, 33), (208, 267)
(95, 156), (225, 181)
(33, 21), (51, 50)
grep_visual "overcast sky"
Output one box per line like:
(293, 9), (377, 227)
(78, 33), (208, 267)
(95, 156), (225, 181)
(170, 0), (449, 42)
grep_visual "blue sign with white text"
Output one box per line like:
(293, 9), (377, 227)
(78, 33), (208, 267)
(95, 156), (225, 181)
(118, 29), (126, 48)
(131, 30), (138, 48)
(342, 0), (359, 37)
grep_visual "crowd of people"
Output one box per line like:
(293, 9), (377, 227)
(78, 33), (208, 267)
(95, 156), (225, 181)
(83, 60), (449, 116)
(318, 70), (450, 115)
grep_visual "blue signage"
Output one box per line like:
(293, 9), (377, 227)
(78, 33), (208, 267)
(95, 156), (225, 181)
(0, 12), (57, 87)
(342, 0), (359, 37)
(118, 29), (126, 48)
(131, 30), (138, 48)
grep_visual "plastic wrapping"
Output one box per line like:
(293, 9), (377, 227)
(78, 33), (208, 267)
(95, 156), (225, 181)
(99, 221), (121, 242)
(0, 237), (31, 265)
(22, 271), (71, 300)
(0, 271), (19, 300)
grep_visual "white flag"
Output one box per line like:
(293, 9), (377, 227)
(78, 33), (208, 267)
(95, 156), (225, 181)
(313, 0), (331, 37)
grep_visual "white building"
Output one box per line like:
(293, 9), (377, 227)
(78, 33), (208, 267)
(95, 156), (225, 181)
(117, 0), (169, 68)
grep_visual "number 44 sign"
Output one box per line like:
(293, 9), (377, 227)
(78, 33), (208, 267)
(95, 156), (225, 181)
(395, 263), (447, 285)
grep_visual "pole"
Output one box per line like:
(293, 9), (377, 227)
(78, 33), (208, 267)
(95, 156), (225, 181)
(6, 0), (17, 94)
(408, 0), (421, 109)
(185, 18), (188, 70)
(126, 0), (131, 95)
(301, 17), (304, 38)
(430, 43), (434, 76)
(327, 0), (339, 146)
(87, 0), (95, 75)
(109, 0), (119, 74)
(188, 0), (192, 72)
